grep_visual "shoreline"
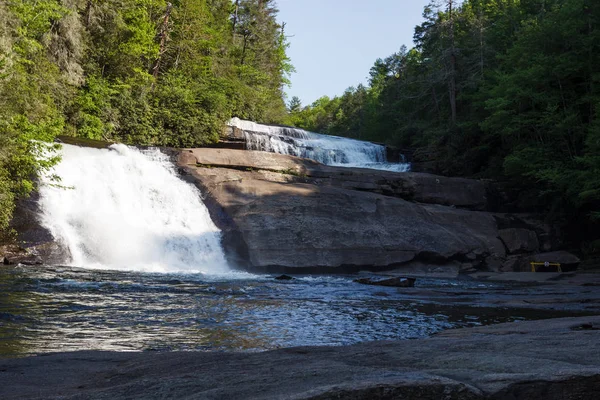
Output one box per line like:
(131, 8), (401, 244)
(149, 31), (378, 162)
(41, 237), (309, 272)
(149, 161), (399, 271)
(1, 316), (599, 399)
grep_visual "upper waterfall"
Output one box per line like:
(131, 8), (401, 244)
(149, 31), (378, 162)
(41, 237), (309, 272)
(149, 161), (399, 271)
(229, 118), (410, 172)
(38, 144), (229, 274)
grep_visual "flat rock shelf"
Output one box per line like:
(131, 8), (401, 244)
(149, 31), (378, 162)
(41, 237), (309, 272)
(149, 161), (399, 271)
(1, 316), (599, 399)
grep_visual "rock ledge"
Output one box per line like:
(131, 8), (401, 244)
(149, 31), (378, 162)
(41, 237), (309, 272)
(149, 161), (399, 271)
(1, 316), (599, 399)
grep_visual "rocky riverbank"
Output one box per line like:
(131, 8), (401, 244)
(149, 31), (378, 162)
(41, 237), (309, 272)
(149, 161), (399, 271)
(176, 147), (578, 274)
(1, 316), (598, 399)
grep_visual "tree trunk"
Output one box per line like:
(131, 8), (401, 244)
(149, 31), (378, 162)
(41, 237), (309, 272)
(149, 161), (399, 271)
(448, 0), (457, 125)
(587, 6), (594, 121)
(232, 0), (239, 37)
(85, 0), (92, 27)
(241, 33), (249, 65)
(432, 86), (441, 122)
(151, 2), (173, 82)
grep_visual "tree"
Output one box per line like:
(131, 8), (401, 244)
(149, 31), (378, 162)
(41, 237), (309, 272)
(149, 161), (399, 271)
(287, 96), (302, 113)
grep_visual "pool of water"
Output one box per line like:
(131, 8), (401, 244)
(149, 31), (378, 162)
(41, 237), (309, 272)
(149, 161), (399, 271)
(0, 265), (582, 357)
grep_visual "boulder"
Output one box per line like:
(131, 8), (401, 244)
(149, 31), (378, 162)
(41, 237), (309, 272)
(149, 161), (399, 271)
(499, 228), (539, 254)
(379, 261), (463, 278)
(1, 245), (42, 265)
(354, 276), (416, 287)
(5, 192), (69, 265)
(501, 251), (582, 273)
(533, 251), (580, 265)
(500, 255), (523, 272)
(494, 213), (558, 252)
(177, 149), (505, 272)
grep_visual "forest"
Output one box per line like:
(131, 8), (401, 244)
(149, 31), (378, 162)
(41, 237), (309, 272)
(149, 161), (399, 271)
(287, 0), (600, 251)
(0, 0), (291, 235)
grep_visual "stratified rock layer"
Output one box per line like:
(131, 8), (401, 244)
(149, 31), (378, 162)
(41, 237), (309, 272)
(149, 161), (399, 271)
(177, 149), (504, 271)
(1, 316), (599, 399)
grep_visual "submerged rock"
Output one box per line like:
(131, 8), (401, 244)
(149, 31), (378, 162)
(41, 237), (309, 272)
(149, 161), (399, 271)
(354, 276), (416, 287)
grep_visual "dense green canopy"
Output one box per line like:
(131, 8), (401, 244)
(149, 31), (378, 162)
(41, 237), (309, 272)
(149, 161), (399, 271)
(0, 0), (292, 235)
(288, 0), (600, 251)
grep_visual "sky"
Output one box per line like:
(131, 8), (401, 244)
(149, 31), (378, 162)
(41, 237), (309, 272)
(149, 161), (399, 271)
(276, 0), (432, 107)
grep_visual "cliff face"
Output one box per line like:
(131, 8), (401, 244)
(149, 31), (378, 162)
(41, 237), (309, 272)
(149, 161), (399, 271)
(176, 148), (571, 273)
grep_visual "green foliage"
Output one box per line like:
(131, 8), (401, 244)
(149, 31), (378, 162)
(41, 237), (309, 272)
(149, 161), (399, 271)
(0, 0), (64, 234)
(289, 0), (600, 245)
(0, 0), (293, 238)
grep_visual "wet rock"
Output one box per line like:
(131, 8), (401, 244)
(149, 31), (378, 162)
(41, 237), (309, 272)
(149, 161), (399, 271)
(1, 245), (42, 265)
(381, 261), (462, 278)
(354, 276), (416, 287)
(274, 274), (293, 280)
(7, 191), (69, 265)
(570, 322), (599, 331)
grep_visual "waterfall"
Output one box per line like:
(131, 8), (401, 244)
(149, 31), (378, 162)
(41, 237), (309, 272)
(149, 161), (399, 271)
(230, 118), (410, 172)
(38, 144), (229, 274)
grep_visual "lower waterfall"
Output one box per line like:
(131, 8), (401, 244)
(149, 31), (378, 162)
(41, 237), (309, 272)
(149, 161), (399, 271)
(38, 144), (229, 274)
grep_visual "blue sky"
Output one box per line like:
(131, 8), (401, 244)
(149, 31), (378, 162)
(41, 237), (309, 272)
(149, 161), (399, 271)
(276, 0), (432, 107)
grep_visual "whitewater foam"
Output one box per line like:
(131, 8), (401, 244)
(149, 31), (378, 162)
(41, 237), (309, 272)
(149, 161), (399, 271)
(38, 144), (229, 274)
(229, 117), (410, 172)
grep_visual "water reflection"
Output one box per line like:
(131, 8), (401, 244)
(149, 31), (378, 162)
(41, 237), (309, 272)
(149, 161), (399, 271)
(0, 266), (585, 357)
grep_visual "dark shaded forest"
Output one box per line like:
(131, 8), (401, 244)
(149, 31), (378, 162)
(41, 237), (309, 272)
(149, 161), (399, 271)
(287, 0), (600, 254)
(0, 0), (291, 234)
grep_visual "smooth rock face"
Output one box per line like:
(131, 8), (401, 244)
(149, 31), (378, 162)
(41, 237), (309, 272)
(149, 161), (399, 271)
(177, 149), (504, 271)
(182, 148), (488, 210)
(4, 194), (70, 265)
(499, 228), (540, 254)
(1, 316), (599, 400)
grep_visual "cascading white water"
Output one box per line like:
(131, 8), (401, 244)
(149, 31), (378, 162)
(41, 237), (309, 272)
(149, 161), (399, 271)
(230, 117), (410, 172)
(38, 144), (229, 274)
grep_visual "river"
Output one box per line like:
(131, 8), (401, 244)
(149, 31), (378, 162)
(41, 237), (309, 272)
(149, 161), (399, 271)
(0, 265), (587, 357)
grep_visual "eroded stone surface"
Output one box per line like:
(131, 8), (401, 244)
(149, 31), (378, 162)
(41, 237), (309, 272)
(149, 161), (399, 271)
(499, 228), (539, 254)
(180, 148), (488, 210)
(1, 316), (599, 400)
(177, 149), (504, 271)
